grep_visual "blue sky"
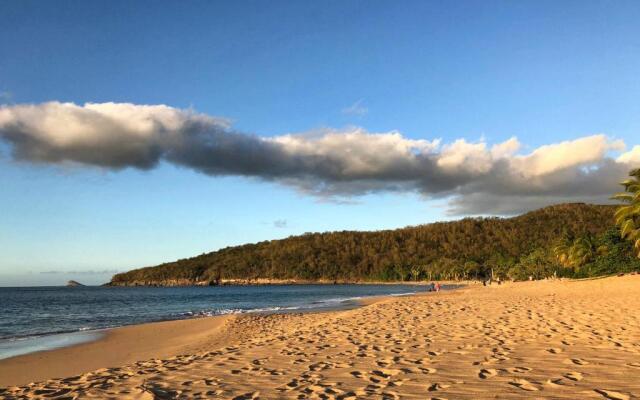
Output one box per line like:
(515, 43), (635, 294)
(1, 0), (639, 285)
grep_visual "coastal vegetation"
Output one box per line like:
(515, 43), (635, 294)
(110, 200), (640, 286)
(612, 168), (640, 258)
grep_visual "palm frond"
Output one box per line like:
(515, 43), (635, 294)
(611, 193), (634, 203)
(614, 206), (635, 225)
(613, 169), (640, 257)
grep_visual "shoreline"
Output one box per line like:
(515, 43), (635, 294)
(0, 283), (458, 362)
(0, 314), (235, 387)
(0, 287), (443, 387)
(0, 294), (402, 387)
(104, 279), (467, 287)
(0, 330), (105, 362)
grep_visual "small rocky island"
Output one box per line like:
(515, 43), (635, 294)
(66, 280), (85, 287)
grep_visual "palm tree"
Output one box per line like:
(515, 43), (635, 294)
(612, 168), (640, 258)
(552, 237), (572, 267)
(409, 265), (422, 282)
(464, 260), (482, 280)
(567, 236), (595, 269)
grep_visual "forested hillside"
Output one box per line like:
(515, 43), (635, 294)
(109, 203), (640, 286)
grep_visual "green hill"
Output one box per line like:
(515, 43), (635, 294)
(109, 203), (640, 286)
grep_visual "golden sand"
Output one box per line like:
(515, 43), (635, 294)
(1, 275), (639, 399)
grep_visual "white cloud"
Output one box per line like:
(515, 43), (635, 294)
(617, 145), (640, 164)
(273, 219), (288, 228)
(0, 101), (225, 168)
(510, 135), (625, 177)
(437, 139), (493, 173)
(1, 101), (638, 215)
(341, 99), (368, 116)
(271, 128), (439, 176)
(490, 137), (520, 159)
(40, 269), (120, 275)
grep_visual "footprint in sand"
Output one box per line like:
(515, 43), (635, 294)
(377, 358), (394, 367)
(364, 383), (383, 393)
(594, 389), (631, 400)
(203, 378), (220, 386)
(563, 371), (583, 381)
(506, 366), (532, 373)
(33, 388), (65, 396)
(625, 362), (640, 368)
(338, 390), (366, 399)
(371, 369), (402, 379)
(545, 378), (566, 387)
(381, 390), (401, 399)
(139, 384), (178, 399)
(283, 379), (299, 390)
(546, 348), (563, 354)
(564, 358), (590, 366)
(427, 383), (451, 391)
(232, 391), (260, 400)
(478, 368), (498, 379)
(303, 384), (337, 395)
(509, 378), (539, 391)
(387, 378), (410, 387)
(350, 371), (366, 379)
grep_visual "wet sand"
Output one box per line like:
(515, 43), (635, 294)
(1, 275), (639, 399)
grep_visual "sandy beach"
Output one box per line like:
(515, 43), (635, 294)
(1, 275), (639, 399)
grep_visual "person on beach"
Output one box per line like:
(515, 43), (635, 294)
(435, 282), (441, 292)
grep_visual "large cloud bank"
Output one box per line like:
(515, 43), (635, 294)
(1, 101), (638, 215)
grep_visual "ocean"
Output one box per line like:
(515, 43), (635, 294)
(0, 283), (444, 360)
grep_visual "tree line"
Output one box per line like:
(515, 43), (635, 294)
(110, 201), (640, 285)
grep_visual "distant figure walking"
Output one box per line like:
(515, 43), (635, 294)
(435, 282), (441, 292)
(428, 282), (436, 292)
